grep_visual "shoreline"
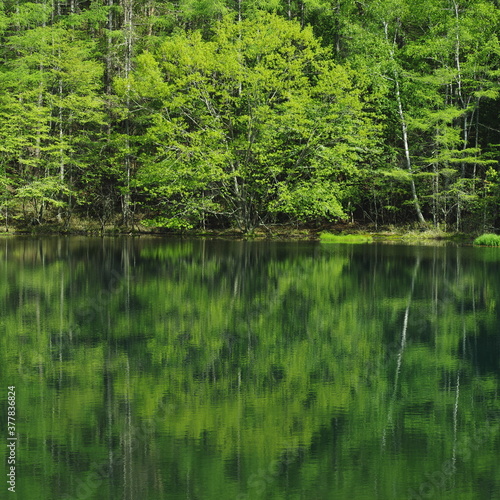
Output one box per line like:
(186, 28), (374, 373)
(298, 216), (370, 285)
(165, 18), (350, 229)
(0, 223), (475, 244)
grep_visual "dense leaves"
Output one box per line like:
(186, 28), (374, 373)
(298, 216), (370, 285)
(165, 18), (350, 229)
(1, 0), (500, 232)
(122, 15), (376, 231)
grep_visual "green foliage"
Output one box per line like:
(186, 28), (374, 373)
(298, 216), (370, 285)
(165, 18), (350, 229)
(271, 181), (346, 221)
(124, 13), (376, 231)
(473, 233), (500, 247)
(0, 0), (499, 232)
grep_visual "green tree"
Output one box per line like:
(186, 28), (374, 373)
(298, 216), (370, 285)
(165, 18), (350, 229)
(122, 13), (378, 232)
(0, 6), (106, 225)
(404, 0), (500, 230)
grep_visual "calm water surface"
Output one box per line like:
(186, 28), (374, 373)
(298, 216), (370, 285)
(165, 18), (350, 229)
(0, 237), (499, 500)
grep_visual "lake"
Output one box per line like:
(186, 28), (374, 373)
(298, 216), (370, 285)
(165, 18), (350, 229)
(1, 237), (499, 500)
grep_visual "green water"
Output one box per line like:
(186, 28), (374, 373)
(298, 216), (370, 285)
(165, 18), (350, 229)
(0, 237), (499, 500)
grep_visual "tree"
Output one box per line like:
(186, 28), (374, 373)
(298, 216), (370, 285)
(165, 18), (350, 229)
(0, 5), (106, 226)
(121, 13), (378, 232)
(404, 0), (500, 230)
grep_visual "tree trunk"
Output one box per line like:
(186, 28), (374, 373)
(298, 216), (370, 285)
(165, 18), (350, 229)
(394, 75), (426, 225)
(122, 0), (134, 229)
(384, 21), (426, 224)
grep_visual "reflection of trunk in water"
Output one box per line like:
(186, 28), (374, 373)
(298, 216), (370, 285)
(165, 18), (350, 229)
(382, 256), (420, 449)
(451, 306), (467, 475)
(123, 356), (133, 500)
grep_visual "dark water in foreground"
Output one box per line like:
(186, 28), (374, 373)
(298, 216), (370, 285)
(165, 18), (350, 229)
(0, 237), (499, 500)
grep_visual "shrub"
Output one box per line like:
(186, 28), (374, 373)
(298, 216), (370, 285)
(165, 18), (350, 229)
(473, 234), (500, 246)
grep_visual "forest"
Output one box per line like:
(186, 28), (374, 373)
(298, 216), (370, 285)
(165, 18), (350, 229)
(1, 0), (500, 234)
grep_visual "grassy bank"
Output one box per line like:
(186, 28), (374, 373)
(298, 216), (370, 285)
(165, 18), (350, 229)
(473, 234), (500, 246)
(319, 233), (373, 243)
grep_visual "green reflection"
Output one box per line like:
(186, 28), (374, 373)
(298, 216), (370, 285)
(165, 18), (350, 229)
(0, 238), (499, 500)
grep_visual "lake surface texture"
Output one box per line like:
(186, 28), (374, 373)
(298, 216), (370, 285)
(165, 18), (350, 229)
(1, 237), (499, 500)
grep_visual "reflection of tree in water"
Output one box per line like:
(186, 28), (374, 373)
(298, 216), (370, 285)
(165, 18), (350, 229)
(0, 238), (499, 499)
